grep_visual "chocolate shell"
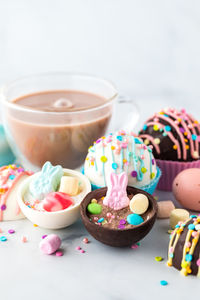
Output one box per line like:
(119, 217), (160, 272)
(80, 186), (157, 247)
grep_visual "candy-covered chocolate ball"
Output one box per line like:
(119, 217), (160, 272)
(84, 131), (158, 190)
(139, 107), (200, 162)
(172, 168), (200, 211)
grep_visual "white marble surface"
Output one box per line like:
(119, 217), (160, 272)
(0, 1), (200, 299)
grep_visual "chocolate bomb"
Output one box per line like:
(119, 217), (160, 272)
(80, 186), (157, 247)
(167, 216), (200, 276)
(139, 108), (200, 162)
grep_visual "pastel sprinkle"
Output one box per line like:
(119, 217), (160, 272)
(116, 136), (122, 141)
(22, 236), (27, 243)
(141, 167), (147, 173)
(143, 124), (147, 130)
(160, 280), (168, 286)
(131, 171), (137, 177)
(8, 229), (15, 234)
(155, 256), (163, 262)
(153, 125), (159, 131)
(9, 175), (15, 180)
(1, 204), (6, 211)
(192, 134), (197, 140)
(119, 219), (126, 225)
(131, 244), (139, 249)
(83, 238), (89, 244)
(188, 224), (195, 230)
(118, 224), (125, 229)
(42, 235), (47, 239)
(154, 138), (160, 144)
(185, 253), (193, 262)
(0, 236), (7, 242)
(101, 156), (107, 163)
(112, 163), (118, 170)
(56, 251), (63, 257)
(165, 125), (171, 131)
(98, 218), (104, 223)
(91, 198), (97, 203)
(150, 172), (155, 179)
(196, 259), (200, 267)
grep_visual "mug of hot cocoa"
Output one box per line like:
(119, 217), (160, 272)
(0, 72), (139, 170)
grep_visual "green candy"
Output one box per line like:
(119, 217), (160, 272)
(87, 203), (102, 215)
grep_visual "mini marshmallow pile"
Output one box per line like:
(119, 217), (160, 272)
(24, 162), (81, 212)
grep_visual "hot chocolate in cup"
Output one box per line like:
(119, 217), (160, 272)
(0, 73), (139, 170)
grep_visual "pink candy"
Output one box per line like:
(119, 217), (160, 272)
(196, 259), (200, 267)
(39, 234), (61, 255)
(103, 172), (129, 211)
(42, 192), (73, 212)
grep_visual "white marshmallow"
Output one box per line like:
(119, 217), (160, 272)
(129, 193), (149, 215)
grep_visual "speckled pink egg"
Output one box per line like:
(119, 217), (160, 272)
(172, 168), (200, 211)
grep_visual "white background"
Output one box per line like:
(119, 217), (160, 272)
(0, 1), (199, 299)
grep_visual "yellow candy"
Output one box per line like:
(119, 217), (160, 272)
(101, 156), (107, 163)
(153, 125), (159, 131)
(59, 176), (79, 196)
(155, 256), (163, 262)
(154, 138), (160, 144)
(91, 199), (97, 203)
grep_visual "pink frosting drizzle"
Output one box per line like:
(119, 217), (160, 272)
(139, 134), (160, 154)
(142, 109), (200, 160)
(0, 166), (32, 221)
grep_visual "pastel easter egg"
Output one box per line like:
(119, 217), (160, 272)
(42, 192), (73, 212)
(129, 193), (149, 215)
(87, 203), (102, 215)
(172, 168), (200, 211)
(127, 213), (144, 225)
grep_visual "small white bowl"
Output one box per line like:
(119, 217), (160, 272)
(17, 168), (91, 229)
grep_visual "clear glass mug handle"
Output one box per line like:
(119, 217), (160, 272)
(108, 95), (140, 132)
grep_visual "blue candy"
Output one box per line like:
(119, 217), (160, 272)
(30, 161), (63, 200)
(164, 125), (171, 132)
(127, 214), (144, 226)
(98, 218), (104, 223)
(0, 236), (7, 242)
(185, 254), (193, 262)
(112, 163), (118, 170)
(160, 280), (168, 286)
(188, 224), (195, 230)
(143, 124), (147, 130)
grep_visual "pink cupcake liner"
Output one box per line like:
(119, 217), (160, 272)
(156, 159), (200, 191)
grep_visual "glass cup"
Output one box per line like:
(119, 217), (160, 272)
(0, 72), (139, 170)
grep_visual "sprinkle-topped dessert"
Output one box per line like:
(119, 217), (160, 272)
(0, 164), (32, 220)
(80, 172), (158, 247)
(139, 107), (200, 161)
(84, 131), (161, 194)
(139, 108), (200, 190)
(23, 161), (85, 212)
(167, 215), (200, 276)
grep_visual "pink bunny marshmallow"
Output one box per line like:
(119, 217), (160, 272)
(103, 172), (130, 210)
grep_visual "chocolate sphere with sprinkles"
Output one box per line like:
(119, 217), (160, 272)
(84, 131), (161, 194)
(139, 107), (200, 161)
(167, 215), (200, 276)
(139, 108), (200, 191)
